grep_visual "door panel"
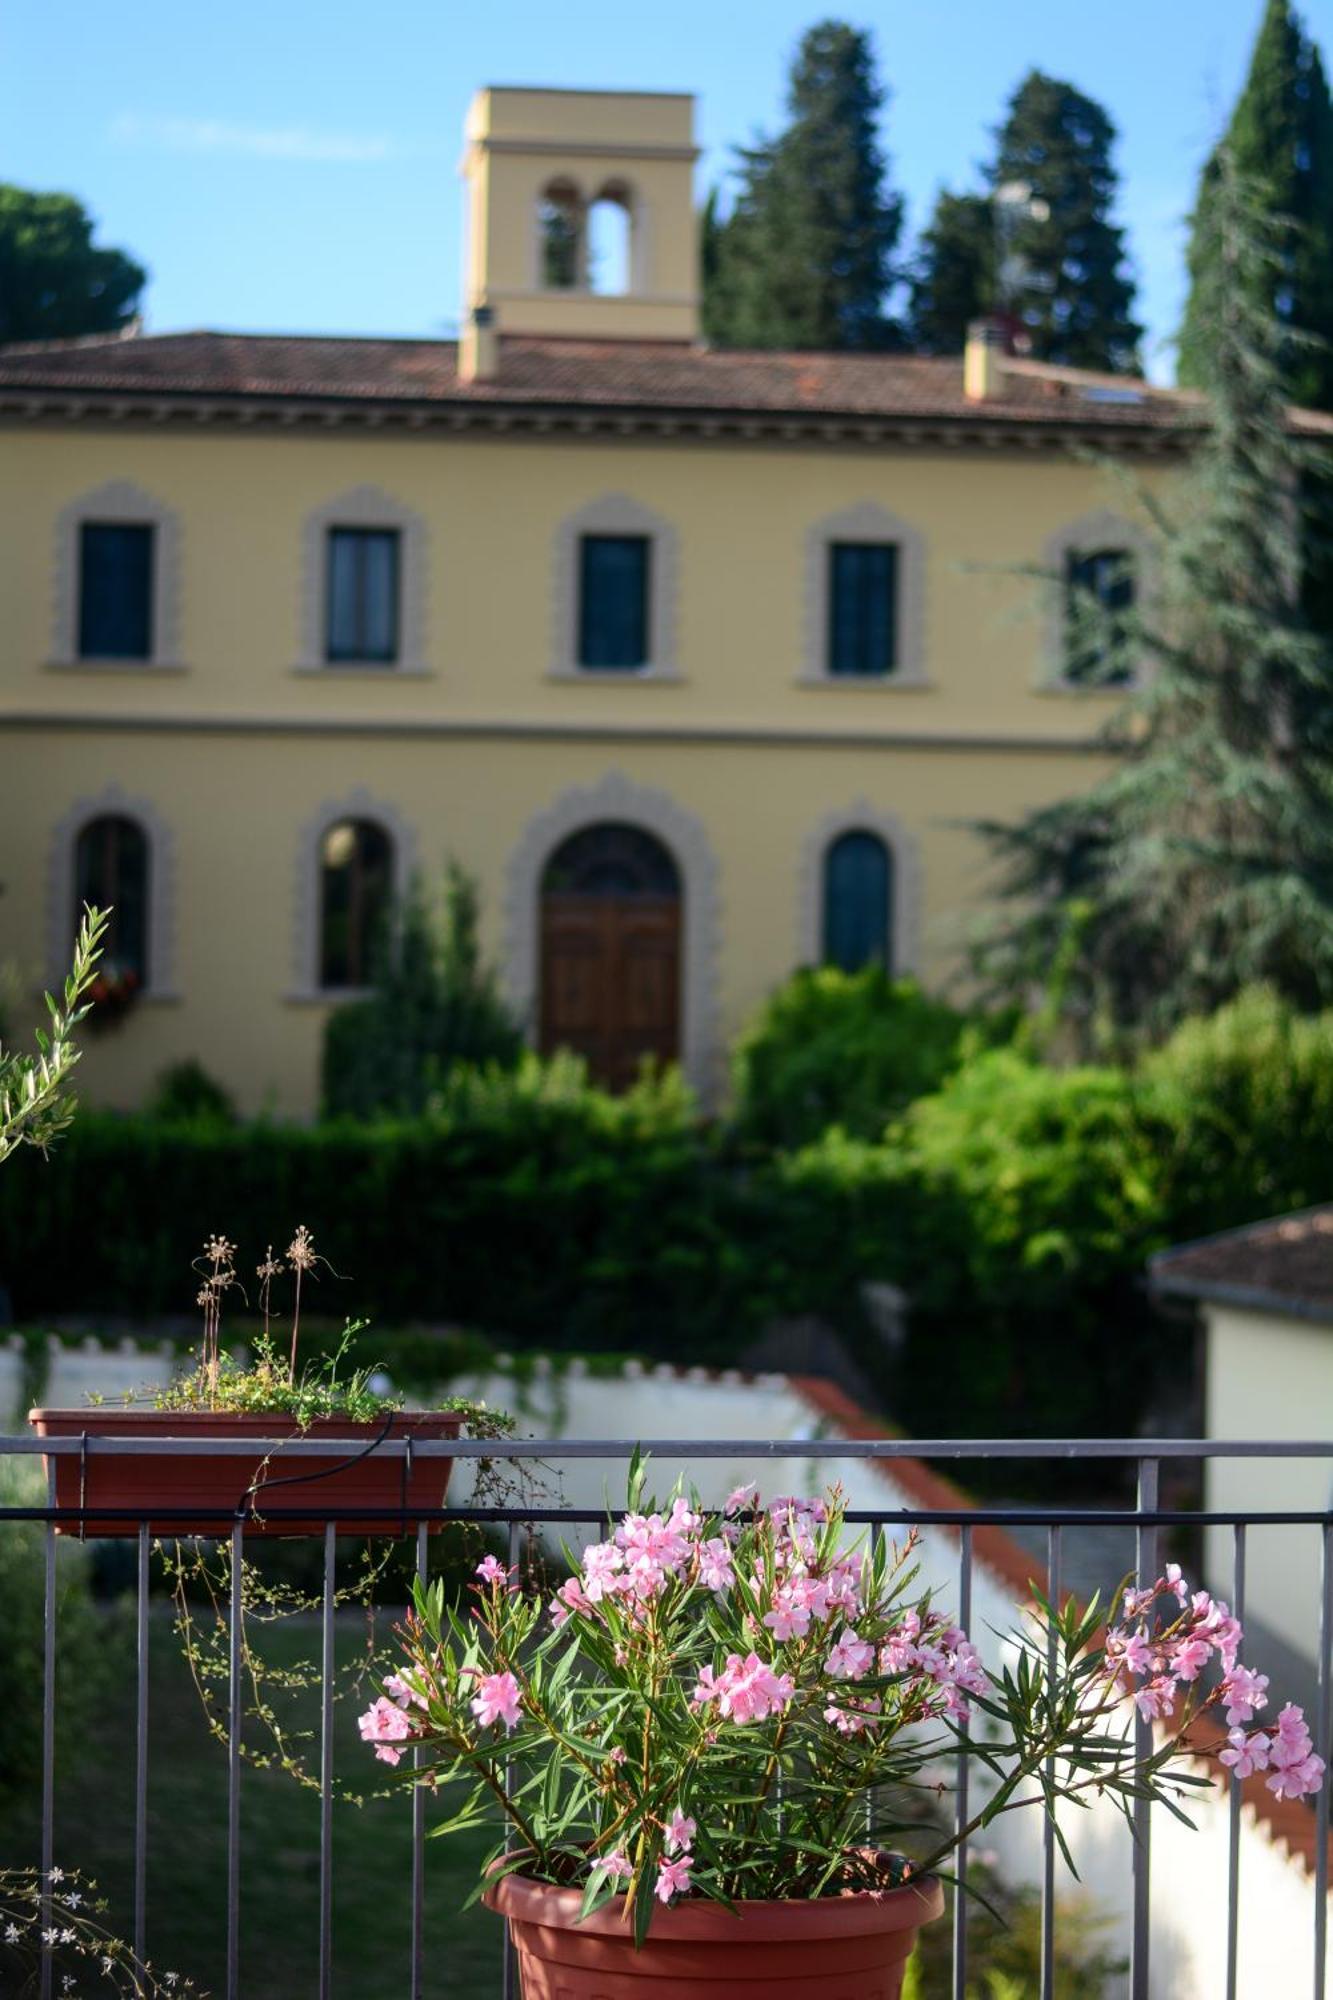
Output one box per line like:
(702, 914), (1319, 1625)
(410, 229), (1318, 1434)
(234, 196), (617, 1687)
(540, 892), (680, 1089)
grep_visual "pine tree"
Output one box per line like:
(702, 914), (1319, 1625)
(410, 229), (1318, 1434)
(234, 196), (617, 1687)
(973, 157), (1333, 1039)
(703, 22), (902, 350)
(1179, 0), (1333, 410)
(906, 193), (993, 356)
(0, 188), (145, 344)
(907, 70), (1140, 370)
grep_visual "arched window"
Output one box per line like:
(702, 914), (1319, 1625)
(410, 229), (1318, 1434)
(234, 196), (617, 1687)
(587, 184), (632, 296)
(74, 815), (150, 984)
(319, 818), (393, 990)
(822, 830), (893, 973)
(542, 822), (680, 898)
(538, 181), (583, 290)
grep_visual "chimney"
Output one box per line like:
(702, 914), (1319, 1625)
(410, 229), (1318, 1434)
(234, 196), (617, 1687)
(458, 304), (498, 385)
(964, 317), (1008, 402)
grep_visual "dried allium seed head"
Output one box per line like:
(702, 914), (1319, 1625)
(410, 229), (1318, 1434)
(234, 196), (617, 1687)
(204, 1234), (235, 1267)
(256, 1247), (282, 1282)
(287, 1225), (316, 1272)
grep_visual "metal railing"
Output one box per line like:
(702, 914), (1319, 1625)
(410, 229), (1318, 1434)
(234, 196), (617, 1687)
(2, 1430), (1332, 2000)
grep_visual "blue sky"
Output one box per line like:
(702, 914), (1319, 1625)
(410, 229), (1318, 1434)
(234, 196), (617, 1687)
(6, 0), (1332, 381)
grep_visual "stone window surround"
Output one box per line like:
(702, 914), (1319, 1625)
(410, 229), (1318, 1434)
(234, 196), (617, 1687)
(48, 783), (179, 997)
(1039, 505), (1156, 694)
(797, 800), (922, 978)
(48, 479), (184, 671)
(800, 501), (929, 688)
(288, 787), (419, 1001)
(550, 492), (680, 681)
(294, 485), (429, 675)
(504, 770), (721, 1094)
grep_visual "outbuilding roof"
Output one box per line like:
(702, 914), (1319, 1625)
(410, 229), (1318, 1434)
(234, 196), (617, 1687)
(1150, 1205), (1333, 1324)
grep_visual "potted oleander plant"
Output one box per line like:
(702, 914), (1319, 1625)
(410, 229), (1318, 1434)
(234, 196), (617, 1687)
(29, 1227), (500, 1538)
(361, 1468), (1324, 1999)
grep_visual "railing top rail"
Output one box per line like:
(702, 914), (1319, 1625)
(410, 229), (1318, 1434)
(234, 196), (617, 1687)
(3, 1433), (1333, 1460)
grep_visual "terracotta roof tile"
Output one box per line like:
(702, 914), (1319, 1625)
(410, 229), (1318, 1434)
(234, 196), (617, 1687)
(0, 326), (1234, 431)
(1152, 1205), (1333, 1322)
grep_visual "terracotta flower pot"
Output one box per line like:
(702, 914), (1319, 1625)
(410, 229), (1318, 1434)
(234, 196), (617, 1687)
(483, 1864), (944, 1999)
(27, 1407), (462, 1537)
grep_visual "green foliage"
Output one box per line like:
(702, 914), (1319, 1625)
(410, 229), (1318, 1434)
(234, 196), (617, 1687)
(322, 863), (522, 1118)
(146, 1057), (236, 1125)
(1179, 0), (1333, 410)
(731, 968), (970, 1147)
(0, 904), (107, 1165)
(907, 70), (1139, 369)
(0, 185), (146, 344)
(703, 21), (903, 350)
(975, 157), (1333, 1037)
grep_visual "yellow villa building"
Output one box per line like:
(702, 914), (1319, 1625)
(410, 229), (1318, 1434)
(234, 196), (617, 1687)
(0, 86), (1214, 1113)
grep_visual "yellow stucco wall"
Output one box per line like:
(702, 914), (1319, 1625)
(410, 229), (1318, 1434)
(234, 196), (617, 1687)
(1204, 1303), (1333, 1672)
(0, 419), (1171, 1115)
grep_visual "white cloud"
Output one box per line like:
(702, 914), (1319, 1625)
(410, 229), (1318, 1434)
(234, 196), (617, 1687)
(110, 113), (400, 164)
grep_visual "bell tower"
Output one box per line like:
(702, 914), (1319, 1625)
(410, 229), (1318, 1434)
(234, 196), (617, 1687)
(460, 87), (700, 361)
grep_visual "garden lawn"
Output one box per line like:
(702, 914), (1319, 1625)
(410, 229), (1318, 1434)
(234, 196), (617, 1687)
(18, 1610), (501, 1998)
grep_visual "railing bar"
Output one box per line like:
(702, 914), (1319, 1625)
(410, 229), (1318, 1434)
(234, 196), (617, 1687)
(868, 1521), (883, 1841)
(134, 1523), (150, 1969)
(1040, 1526), (1061, 2000)
(1223, 1525), (1245, 2000)
(1130, 1458), (1159, 2000)
(951, 1525), (973, 2000)
(40, 1458), (56, 2000)
(503, 1519), (521, 2000)
(14, 1433), (1333, 1459)
(411, 1523), (428, 2000)
(226, 1519), (243, 2000)
(1316, 1521), (1332, 2000)
(14, 1502), (1333, 1531)
(319, 1523), (336, 2000)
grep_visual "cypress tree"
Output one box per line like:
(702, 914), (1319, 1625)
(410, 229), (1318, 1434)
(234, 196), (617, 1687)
(703, 21), (902, 350)
(973, 157), (1333, 1039)
(1178, 0), (1333, 410)
(907, 70), (1140, 370)
(906, 192), (993, 356)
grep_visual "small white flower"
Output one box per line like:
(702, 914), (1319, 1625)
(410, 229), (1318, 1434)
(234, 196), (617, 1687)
(48, 1867), (65, 1883)
(60, 1926), (77, 1943)
(43, 1927), (60, 1944)
(63, 1892), (82, 1909)
(5, 1923), (22, 1942)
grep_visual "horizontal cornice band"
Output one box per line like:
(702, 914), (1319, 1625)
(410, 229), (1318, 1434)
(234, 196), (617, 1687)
(0, 391), (1192, 455)
(0, 708), (1111, 755)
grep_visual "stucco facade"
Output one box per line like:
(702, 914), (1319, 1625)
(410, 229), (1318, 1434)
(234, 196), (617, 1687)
(0, 85), (1205, 1115)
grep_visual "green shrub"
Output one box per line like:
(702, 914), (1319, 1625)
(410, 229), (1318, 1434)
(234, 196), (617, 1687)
(147, 1057), (236, 1124)
(322, 864), (523, 1118)
(731, 968), (971, 1148)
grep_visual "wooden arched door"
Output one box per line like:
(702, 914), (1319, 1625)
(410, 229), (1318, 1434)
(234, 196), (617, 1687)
(539, 823), (681, 1089)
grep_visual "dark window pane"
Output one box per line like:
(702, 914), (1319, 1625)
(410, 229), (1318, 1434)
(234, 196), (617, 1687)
(326, 528), (401, 663)
(319, 818), (393, 988)
(828, 542), (897, 678)
(78, 523), (154, 659)
(823, 831), (892, 972)
(1064, 547), (1135, 685)
(540, 195), (582, 289)
(579, 535), (649, 669)
(542, 822), (680, 897)
(74, 815), (149, 982)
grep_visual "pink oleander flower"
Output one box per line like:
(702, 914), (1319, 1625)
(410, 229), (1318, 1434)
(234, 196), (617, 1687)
(763, 1586), (813, 1642)
(1170, 1636), (1213, 1683)
(1219, 1727), (1271, 1779)
(695, 1651), (794, 1724)
(590, 1851), (633, 1884)
(475, 1555), (509, 1586)
(825, 1695), (882, 1736)
(655, 1854), (693, 1903)
(550, 1576), (595, 1629)
(1164, 1563), (1189, 1605)
(384, 1672), (428, 1712)
(359, 1695), (413, 1765)
(697, 1537), (735, 1592)
(666, 1808), (696, 1854)
(581, 1541), (626, 1603)
(1134, 1675), (1177, 1722)
(1221, 1665), (1269, 1724)
(724, 1483), (759, 1518)
(470, 1670), (522, 1734)
(826, 1628), (876, 1681)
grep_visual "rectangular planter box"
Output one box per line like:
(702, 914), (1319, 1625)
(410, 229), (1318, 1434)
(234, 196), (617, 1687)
(28, 1408), (462, 1537)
